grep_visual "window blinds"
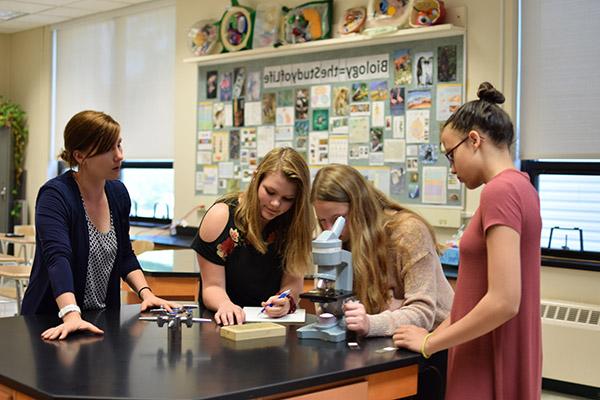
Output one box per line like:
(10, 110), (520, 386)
(519, 0), (600, 159)
(53, 1), (175, 160)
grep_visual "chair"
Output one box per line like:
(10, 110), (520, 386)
(14, 225), (35, 236)
(0, 264), (31, 315)
(12, 225), (36, 264)
(131, 240), (154, 256)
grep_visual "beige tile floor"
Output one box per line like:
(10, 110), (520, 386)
(0, 295), (17, 317)
(0, 296), (592, 399)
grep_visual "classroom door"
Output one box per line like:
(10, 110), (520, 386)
(0, 127), (13, 232)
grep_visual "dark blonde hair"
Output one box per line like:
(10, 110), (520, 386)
(311, 164), (442, 314)
(59, 110), (120, 167)
(221, 147), (314, 277)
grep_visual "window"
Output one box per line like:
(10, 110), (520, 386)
(51, 1), (175, 164)
(521, 161), (600, 271)
(518, 0), (600, 271)
(51, 2), (175, 227)
(120, 161), (173, 225)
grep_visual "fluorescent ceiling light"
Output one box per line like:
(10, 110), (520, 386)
(0, 10), (28, 21)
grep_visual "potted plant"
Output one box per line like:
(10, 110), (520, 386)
(0, 97), (29, 225)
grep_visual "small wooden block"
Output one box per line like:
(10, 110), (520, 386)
(220, 322), (286, 341)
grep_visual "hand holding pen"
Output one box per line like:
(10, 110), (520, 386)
(260, 289), (292, 318)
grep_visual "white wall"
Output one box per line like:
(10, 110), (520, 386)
(542, 267), (600, 305)
(8, 27), (52, 224)
(0, 34), (10, 97)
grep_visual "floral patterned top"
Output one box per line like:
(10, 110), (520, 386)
(191, 200), (283, 306)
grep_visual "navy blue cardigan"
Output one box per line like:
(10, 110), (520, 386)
(21, 171), (141, 315)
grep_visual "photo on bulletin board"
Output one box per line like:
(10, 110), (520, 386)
(195, 34), (465, 207)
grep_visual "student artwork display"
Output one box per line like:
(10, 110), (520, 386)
(339, 7), (367, 35)
(252, 1), (281, 49)
(195, 34), (464, 206)
(410, 0), (446, 27)
(281, 0), (333, 44)
(364, 0), (412, 35)
(187, 20), (222, 56)
(219, 1), (255, 52)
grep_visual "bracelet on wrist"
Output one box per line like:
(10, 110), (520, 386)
(137, 286), (152, 299)
(421, 332), (434, 359)
(287, 294), (297, 314)
(58, 304), (81, 319)
(276, 290), (297, 314)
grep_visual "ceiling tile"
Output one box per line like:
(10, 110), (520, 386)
(0, 17), (41, 32)
(0, 0), (156, 33)
(39, 7), (94, 18)
(20, 0), (78, 5)
(16, 12), (69, 24)
(67, 0), (130, 12)
(0, 1), (52, 13)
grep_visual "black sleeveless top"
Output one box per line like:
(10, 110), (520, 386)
(191, 201), (283, 306)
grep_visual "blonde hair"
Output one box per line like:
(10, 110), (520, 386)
(311, 164), (442, 314)
(59, 110), (120, 167)
(221, 147), (314, 277)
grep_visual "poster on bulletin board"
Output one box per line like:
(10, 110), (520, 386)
(194, 34), (464, 206)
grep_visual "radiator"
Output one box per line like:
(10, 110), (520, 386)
(541, 299), (600, 387)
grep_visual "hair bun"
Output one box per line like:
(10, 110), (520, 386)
(59, 149), (72, 165)
(477, 82), (505, 104)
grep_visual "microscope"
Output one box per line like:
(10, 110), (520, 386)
(297, 217), (354, 342)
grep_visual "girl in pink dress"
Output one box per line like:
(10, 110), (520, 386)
(393, 82), (542, 399)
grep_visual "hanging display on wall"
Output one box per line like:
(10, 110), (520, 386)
(409, 0), (445, 27)
(363, 0), (412, 35)
(252, 1), (281, 49)
(187, 20), (222, 56)
(280, 0), (333, 44)
(339, 7), (367, 35)
(194, 32), (465, 207)
(219, 0), (255, 52)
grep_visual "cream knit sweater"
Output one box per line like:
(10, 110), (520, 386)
(366, 212), (454, 337)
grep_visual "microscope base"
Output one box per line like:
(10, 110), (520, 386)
(297, 322), (346, 342)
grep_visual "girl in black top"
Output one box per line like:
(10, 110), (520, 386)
(192, 147), (314, 325)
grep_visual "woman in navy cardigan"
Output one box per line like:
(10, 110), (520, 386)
(21, 110), (178, 340)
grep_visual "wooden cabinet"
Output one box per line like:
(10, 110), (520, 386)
(0, 383), (34, 400)
(283, 381), (368, 400)
(261, 365), (418, 400)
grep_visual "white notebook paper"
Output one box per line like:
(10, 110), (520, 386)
(243, 307), (306, 323)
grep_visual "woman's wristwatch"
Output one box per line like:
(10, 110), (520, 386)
(58, 304), (81, 319)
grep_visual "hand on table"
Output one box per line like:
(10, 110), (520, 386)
(41, 312), (104, 341)
(392, 325), (429, 353)
(139, 293), (181, 313)
(215, 301), (245, 325)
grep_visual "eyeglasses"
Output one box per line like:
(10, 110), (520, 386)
(443, 137), (469, 164)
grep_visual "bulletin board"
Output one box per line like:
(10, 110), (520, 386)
(194, 34), (465, 206)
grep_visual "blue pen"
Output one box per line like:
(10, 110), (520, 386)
(260, 289), (291, 313)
